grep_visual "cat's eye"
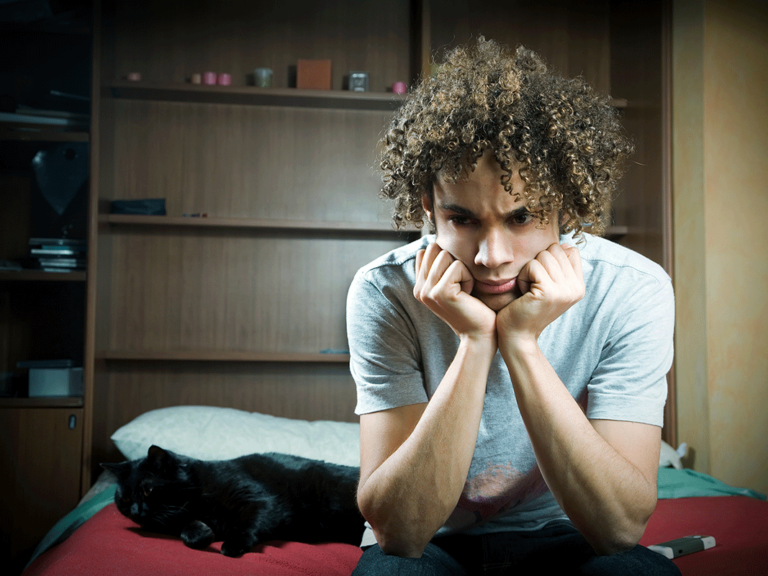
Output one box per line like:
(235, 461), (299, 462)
(143, 487), (153, 497)
(121, 497), (130, 503)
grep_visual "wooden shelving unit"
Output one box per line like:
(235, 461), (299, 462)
(0, 8), (92, 572)
(82, 0), (669, 482)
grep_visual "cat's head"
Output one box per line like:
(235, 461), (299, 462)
(101, 445), (196, 530)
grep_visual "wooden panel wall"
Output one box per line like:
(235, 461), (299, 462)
(428, 0), (611, 96)
(106, 101), (394, 222)
(108, 0), (412, 91)
(105, 232), (402, 353)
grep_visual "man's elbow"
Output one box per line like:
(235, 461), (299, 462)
(590, 510), (653, 556)
(362, 507), (433, 558)
(591, 530), (644, 556)
(374, 529), (429, 558)
(357, 487), (443, 558)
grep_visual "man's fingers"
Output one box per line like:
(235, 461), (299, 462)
(516, 258), (544, 295)
(424, 250), (457, 295)
(537, 248), (565, 284)
(415, 245), (457, 302)
(414, 244), (443, 299)
(433, 259), (475, 300)
(561, 243), (583, 282)
(415, 248), (424, 272)
(419, 243), (442, 279)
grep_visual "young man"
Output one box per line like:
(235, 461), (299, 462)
(346, 39), (679, 575)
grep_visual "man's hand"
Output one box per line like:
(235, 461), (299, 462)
(497, 243), (585, 345)
(414, 242), (497, 344)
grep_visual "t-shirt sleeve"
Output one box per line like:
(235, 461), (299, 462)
(585, 273), (675, 427)
(346, 268), (429, 415)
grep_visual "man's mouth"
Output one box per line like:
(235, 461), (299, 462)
(473, 278), (516, 295)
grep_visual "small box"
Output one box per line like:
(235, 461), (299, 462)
(297, 59), (332, 90)
(349, 71), (369, 92)
(17, 360), (83, 397)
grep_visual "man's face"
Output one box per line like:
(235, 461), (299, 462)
(423, 152), (560, 311)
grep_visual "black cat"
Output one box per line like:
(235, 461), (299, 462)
(101, 445), (365, 557)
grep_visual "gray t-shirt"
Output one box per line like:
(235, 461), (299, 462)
(347, 233), (674, 541)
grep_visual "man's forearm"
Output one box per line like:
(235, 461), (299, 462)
(357, 337), (495, 557)
(500, 338), (658, 555)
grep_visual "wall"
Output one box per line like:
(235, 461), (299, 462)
(673, 0), (768, 494)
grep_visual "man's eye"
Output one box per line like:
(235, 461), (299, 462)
(511, 213), (533, 225)
(448, 216), (472, 226)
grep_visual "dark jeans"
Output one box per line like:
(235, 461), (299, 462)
(352, 522), (681, 576)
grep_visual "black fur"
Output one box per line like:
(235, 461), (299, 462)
(101, 445), (365, 557)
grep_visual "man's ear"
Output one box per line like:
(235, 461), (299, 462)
(422, 193), (434, 223)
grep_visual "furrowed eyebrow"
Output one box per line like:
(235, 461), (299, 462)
(507, 207), (531, 219)
(439, 203), (475, 217)
(438, 203), (530, 219)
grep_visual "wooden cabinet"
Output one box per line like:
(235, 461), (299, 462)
(0, 406), (84, 574)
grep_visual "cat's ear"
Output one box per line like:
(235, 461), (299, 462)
(147, 445), (169, 460)
(147, 445), (179, 474)
(100, 461), (131, 478)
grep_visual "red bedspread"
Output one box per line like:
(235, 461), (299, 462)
(26, 496), (768, 576)
(640, 496), (768, 575)
(25, 504), (363, 576)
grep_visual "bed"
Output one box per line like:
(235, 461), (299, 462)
(22, 406), (768, 576)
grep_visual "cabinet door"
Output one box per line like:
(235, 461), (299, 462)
(0, 408), (83, 572)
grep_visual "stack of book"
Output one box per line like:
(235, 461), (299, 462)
(28, 238), (87, 272)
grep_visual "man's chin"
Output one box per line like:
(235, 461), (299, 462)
(474, 291), (517, 312)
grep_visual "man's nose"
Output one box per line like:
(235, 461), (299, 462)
(474, 228), (513, 269)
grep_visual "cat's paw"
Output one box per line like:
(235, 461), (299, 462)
(181, 520), (215, 550)
(220, 536), (257, 557)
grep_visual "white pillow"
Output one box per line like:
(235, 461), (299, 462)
(111, 406), (361, 467)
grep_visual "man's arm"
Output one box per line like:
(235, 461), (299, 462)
(356, 243), (496, 558)
(501, 339), (660, 554)
(357, 336), (494, 557)
(497, 243), (661, 554)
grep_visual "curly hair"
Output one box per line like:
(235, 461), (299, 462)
(378, 37), (634, 237)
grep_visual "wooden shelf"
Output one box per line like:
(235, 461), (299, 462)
(101, 350), (350, 363)
(100, 214), (417, 235)
(0, 270), (87, 282)
(105, 81), (629, 112)
(0, 397), (84, 408)
(101, 214), (624, 239)
(106, 80), (407, 111)
(0, 126), (89, 142)
(0, 20), (90, 36)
